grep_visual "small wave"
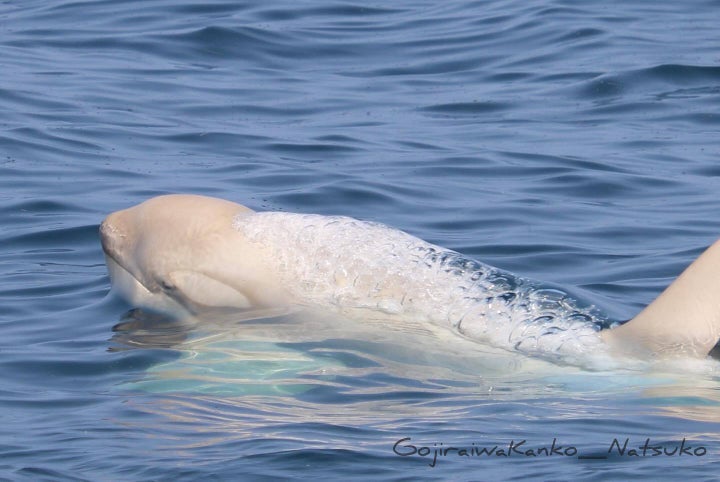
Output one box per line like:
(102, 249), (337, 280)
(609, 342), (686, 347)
(576, 64), (720, 100)
(420, 101), (512, 116)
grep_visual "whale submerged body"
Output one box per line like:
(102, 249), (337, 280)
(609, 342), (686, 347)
(100, 194), (720, 365)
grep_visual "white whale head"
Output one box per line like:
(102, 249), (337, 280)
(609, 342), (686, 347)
(99, 194), (289, 316)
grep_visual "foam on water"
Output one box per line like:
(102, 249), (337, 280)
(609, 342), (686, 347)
(236, 212), (611, 366)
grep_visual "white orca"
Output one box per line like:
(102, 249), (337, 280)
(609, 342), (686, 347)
(100, 194), (720, 362)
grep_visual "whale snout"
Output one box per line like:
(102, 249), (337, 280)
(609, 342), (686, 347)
(99, 210), (132, 261)
(99, 217), (118, 256)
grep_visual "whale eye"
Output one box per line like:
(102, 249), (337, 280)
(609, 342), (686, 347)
(159, 279), (176, 292)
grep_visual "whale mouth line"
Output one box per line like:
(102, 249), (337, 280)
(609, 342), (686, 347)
(103, 251), (156, 299)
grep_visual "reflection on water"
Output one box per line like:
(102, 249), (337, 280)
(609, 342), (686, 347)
(107, 303), (720, 413)
(110, 306), (546, 397)
(111, 309), (190, 350)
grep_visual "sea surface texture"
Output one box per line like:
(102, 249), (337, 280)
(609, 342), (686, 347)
(2, 1), (720, 480)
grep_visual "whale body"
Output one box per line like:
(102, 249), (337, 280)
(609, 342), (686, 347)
(100, 194), (720, 364)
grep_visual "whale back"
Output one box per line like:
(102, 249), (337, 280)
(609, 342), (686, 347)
(235, 212), (609, 364)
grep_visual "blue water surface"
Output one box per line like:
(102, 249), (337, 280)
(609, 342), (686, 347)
(2, 1), (720, 480)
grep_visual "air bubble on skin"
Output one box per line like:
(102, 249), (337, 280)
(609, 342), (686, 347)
(378, 299), (402, 314)
(235, 212), (610, 364)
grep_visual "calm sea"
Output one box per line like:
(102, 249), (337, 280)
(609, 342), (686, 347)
(2, 1), (720, 480)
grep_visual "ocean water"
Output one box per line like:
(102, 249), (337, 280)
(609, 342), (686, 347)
(2, 0), (720, 480)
